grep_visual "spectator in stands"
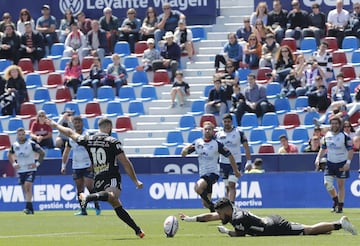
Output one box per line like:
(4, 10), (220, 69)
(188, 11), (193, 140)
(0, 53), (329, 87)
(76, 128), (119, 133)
(220, 61), (240, 110)
(3, 65), (27, 115)
(326, 0), (350, 48)
(214, 32), (242, 72)
(259, 33), (279, 68)
(170, 70), (190, 108)
(140, 7), (158, 41)
(30, 110), (54, 149)
(64, 55), (82, 98)
(36, 5), (57, 55)
(278, 135), (299, 153)
(250, 1), (268, 27)
(345, 2), (360, 38)
(236, 17), (252, 41)
(83, 20), (107, 61)
(331, 73), (352, 103)
(230, 84), (245, 114)
(63, 22), (86, 62)
(302, 3), (326, 46)
(59, 9), (75, 43)
(244, 34), (262, 69)
(77, 12), (92, 36)
(119, 8), (141, 53)
(174, 19), (194, 62)
(245, 158), (265, 173)
(315, 103), (349, 127)
(343, 120), (355, 138)
(55, 109), (74, 151)
(0, 24), (21, 64)
(19, 21), (45, 65)
(312, 41), (333, 81)
(285, 0), (309, 46)
(142, 38), (161, 71)
(253, 19), (274, 44)
(99, 7), (119, 54)
(205, 78), (227, 121)
(0, 12), (15, 32)
(281, 55), (304, 97)
(235, 73), (270, 124)
(0, 75), (13, 115)
(267, 0), (288, 44)
(307, 75), (331, 111)
(17, 8), (35, 35)
(103, 53), (127, 96)
(152, 31), (181, 82)
(303, 135), (321, 153)
(272, 45), (295, 85)
(296, 58), (326, 97)
(81, 56), (104, 96)
(154, 2), (185, 47)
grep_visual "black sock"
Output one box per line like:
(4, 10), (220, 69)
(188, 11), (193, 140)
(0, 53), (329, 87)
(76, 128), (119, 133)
(338, 202), (344, 209)
(114, 206), (141, 233)
(89, 190), (100, 209)
(332, 196), (339, 207)
(200, 190), (214, 208)
(334, 222), (341, 230)
(26, 202), (33, 211)
(87, 191), (109, 202)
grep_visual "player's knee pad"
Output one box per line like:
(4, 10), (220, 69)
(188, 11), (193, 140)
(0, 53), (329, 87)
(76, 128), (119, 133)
(228, 175), (238, 185)
(324, 176), (335, 191)
(223, 179), (229, 187)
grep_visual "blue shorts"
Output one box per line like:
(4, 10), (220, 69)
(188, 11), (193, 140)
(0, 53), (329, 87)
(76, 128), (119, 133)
(18, 171), (36, 185)
(72, 167), (94, 180)
(219, 162), (241, 180)
(324, 160), (349, 179)
(200, 173), (219, 193)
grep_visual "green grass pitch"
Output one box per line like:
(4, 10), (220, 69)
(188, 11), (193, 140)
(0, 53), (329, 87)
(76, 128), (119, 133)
(0, 208), (359, 246)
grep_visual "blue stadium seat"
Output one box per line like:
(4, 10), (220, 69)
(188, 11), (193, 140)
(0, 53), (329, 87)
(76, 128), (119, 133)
(177, 115), (197, 131)
(102, 56), (113, 70)
(342, 36), (359, 51)
(240, 113), (258, 130)
(63, 102), (81, 116)
(203, 84), (213, 99)
(261, 112), (279, 129)
(266, 82), (281, 99)
(97, 85), (115, 102)
(153, 146), (170, 156)
(132, 70), (149, 85)
(299, 37), (317, 54)
(48, 43), (65, 60)
(59, 57), (71, 72)
(25, 73), (43, 89)
(31, 87), (51, 104)
(0, 59), (12, 72)
(42, 102), (59, 118)
(303, 111), (320, 128)
(162, 130), (184, 147)
(119, 86), (136, 102)
(290, 127), (309, 144)
(187, 129), (203, 143)
(274, 97), (291, 114)
(126, 100), (145, 117)
(349, 79), (360, 95)
(187, 99), (206, 116)
(105, 100), (123, 117)
(294, 96), (308, 111)
(123, 55), (139, 72)
(45, 148), (62, 159)
(249, 128), (267, 145)
(174, 145), (185, 155)
(189, 26), (207, 42)
(114, 41), (131, 56)
(140, 85), (158, 101)
(75, 86), (94, 103)
(268, 127), (287, 144)
(6, 118), (24, 133)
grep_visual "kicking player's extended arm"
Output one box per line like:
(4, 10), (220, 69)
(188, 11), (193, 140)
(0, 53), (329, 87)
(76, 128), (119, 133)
(179, 212), (220, 222)
(46, 119), (80, 141)
(117, 153), (143, 189)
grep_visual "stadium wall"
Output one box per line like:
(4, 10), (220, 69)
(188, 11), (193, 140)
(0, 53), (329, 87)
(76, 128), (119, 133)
(1, 172), (360, 211)
(1, 0), (217, 25)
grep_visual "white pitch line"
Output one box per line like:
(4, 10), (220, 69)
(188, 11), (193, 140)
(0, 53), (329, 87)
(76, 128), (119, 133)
(0, 232), (89, 239)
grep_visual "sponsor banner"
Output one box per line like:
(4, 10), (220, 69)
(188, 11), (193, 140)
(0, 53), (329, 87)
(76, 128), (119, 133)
(0, 0), (216, 26)
(254, 0), (355, 15)
(1, 172), (360, 211)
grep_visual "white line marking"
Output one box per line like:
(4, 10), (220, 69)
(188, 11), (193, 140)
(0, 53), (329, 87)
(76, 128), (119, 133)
(0, 232), (88, 239)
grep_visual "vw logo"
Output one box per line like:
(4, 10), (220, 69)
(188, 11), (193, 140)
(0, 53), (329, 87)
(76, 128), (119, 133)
(59, 0), (84, 15)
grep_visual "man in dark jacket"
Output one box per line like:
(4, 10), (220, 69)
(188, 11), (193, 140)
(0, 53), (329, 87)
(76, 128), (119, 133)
(19, 21), (45, 64)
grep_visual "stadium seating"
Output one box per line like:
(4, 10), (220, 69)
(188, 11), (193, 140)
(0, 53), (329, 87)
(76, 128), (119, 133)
(102, 56), (113, 70)
(31, 87), (51, 105)
(134, 41), (148, 56)
(132, 70), (149, 85)
(150, 69), (170, 86)
(54, 86), (72, 103)
(261, 112), (279, 129)
(48, 43), (65, 60)
(6, 118), (25, 133)
(45, 72), (63, 88)
(127, 100), (145, 117)
(202, 84), (213, 99)
(332, 50), (347, 68)
(258, 143), (275, 154)
(190, 26), (207, 42)
(268, 127), (287, 144)
(324, 37), (338, 52)
(84, 101), (102, 117)
(153, 146), (170, 156)
(187, 129), (203, 143)
(42, 102), (59, 118)
(18, 58), (34, 73)
(266, 82), (281, 99)
(177, 115), (197, 131)
(340, 65), (356, 82)
(290, 127), (309, 144)
(63, 102), (81, 116)
(280, 38), (297, 52)
(81, 56), (94, 73)
(97, 85), (115, 101)
(248, 128), (267, 145)
(0, 59), (12, 72)
(349, 79), (360, 95)
(119, 86), (136, 102)
(19, 102), (37, 118)
(282, 112), (301, 129)
(140, 85), (158, 101)
(240, 113), (258, 130)
(105, 100), (124, 117)
(123, 55), (139, 72)
(114, 41), (131, 56)
(75, 86), (94, 103)
(303, 111), (320, 128)
(114, 116), (133, 132)
(341, 36), (359, 51)
(162, 130), (184, 147)
(327, 81), (337, 98)
(187, 99), (205, 116)
(0, 134), (11, 149)
(294, 96), (308, 111)
(199, 114), (217, 127)
(38, 58), (55, 73)
(59, 57), (71, 71)
(256, 67), (272, 84)
(25, 73), (43, 89)
(274, 97), (291, 115)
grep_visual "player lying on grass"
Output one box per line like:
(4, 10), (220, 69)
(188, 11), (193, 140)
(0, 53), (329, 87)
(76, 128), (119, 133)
(179, 197), (357, 236)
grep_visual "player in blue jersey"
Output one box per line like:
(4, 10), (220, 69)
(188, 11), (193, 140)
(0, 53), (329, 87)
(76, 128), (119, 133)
(61, 116), (100, 216)
(8, 128), (45, 214)
(182, 121), (240, 212)
(47, 117), (145, 238)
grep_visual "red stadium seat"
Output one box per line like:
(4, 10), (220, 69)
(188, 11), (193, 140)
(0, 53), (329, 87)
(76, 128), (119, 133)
(84, 101), (102, 117)
(81, 56), (94, 73)
(114, 116), (133, 132)
(349, 111), (360, 126)
(44, 72), (63, 88)
(134, 41), (148, 56)
(199, 114), (217, 127)
(258, 144), (275, 154)
(256, 67), (272, 84)
(340, 65), (356, 82)
(38, 58), (55, 73)
(19, 102), (37, 119)
(324, 37), (338, 52)
(282, 112), (300, 129)
(150, 69), (170, 86)
(18, 58), (34, 74)
(281, 38), (297, 52)
(54, 86), (72, 103)
(0, 134), (11, 149)
(332, 50), (347, 68)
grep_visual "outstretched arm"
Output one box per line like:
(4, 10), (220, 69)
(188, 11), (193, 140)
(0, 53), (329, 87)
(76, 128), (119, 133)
(179, 212), (220, 222)
(45, 118), (80, 142)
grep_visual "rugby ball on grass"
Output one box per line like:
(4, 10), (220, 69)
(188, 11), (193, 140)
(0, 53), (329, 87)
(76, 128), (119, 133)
(164, 215), (179, 237)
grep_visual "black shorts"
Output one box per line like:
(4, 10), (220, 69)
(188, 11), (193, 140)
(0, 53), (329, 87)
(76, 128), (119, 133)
(219, 162), (241, 180)
(93, 175), (122, 192)
(263, 215), (305, 236)
(200, 173), (219, 193)
(18, 171), (36, 185)
(325, 160), (349, 179)
(72, 167), (94, 180)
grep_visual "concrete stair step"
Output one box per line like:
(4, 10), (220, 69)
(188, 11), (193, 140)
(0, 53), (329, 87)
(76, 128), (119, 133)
(198, 46), (223, 55)
(185, 76), (213, 84)
(207, 32), (230, 40)
(183, 68), (216, 77)
(196, 40), (227, 48)
(123, 137), (167, 146)
(211, 23), (242, 32)
(135, 121), (179, 130)
(220, 6), (254, 16)
(119, 129), (170, 139)
(185, 61), (213, 69)
(161, 91), (203, 100)
(216, 15), (248, 24)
